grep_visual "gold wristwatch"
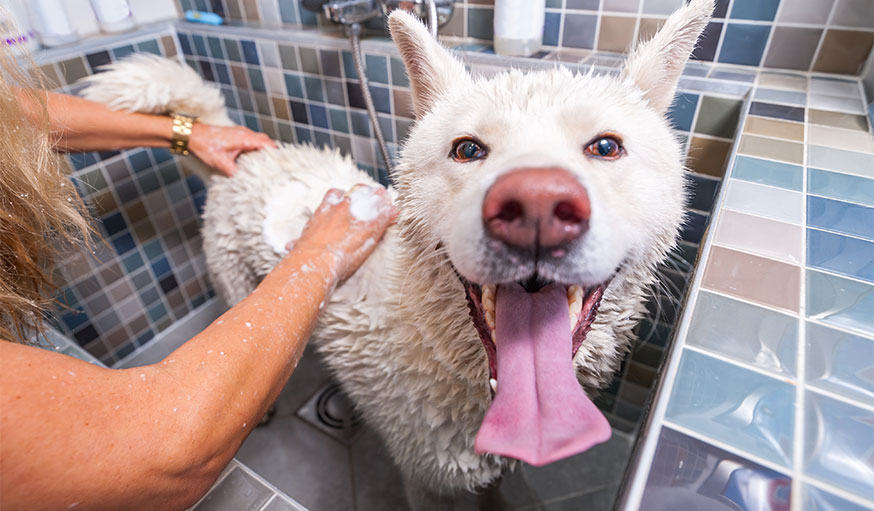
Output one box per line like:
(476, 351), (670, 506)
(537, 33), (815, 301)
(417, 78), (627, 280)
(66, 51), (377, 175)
(169, 112), (198, 156)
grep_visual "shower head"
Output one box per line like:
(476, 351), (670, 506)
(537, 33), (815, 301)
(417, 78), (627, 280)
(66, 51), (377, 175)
(305, 0), (453, 30)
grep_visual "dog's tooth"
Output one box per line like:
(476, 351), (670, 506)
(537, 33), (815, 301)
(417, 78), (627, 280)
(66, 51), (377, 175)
(482, 284), (496, 300)
(567, 285), (581, 299)
(485, 310), (495, 329)
(489, 378), (497, 393)
(482, 296), (496, 312)
(570, 316), (577, 331)
(491, 330), (496, 344)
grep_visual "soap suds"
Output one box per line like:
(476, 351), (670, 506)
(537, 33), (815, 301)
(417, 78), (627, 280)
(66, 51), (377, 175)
(348, 186), (383, 222)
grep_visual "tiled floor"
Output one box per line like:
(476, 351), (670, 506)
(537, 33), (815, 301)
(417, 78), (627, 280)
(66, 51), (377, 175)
(236, 345), (634, 511)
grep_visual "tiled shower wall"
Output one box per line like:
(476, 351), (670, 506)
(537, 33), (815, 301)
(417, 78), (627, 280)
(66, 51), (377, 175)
(176, 0), (874, 75)
(36, 29), (216, 366)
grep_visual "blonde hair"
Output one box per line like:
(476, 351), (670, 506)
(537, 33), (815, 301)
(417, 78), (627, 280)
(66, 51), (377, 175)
(1, 25), (95, 342)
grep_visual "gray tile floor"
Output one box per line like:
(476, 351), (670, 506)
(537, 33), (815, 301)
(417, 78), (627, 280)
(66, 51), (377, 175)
(237, 346), (634, 511)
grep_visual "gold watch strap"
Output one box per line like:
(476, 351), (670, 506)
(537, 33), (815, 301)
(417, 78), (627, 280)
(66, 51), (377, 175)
(170, 112), (197, 156)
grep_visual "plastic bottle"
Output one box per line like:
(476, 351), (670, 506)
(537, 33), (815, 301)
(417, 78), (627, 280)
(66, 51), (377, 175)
(29, 0), (79, 47)
(89, 0), (135, 33)
(1, 0), (41, 52)
(493, 0), (545, 57)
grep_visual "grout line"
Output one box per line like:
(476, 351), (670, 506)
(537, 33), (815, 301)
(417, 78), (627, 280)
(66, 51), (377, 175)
(805, 383), (874, 413)
(806, 0), (839, 73)
(802, 474), (874, 509)
(709, 0), (733, 66)
(662, 421), (793, 477)
(682, 344), (796, 384)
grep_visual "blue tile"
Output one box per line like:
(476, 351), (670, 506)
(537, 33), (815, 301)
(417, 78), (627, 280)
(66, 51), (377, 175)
(667, 92), (699, 132)
(295, 126), (312, 145)
(350, 110), (370, 137)
(328, 108), (349, 133)
(308, 104), (329, 130)
(140, 286), (160, 306)
(543, 12), (561, 47)
(243, 114), (259, 132)
(806, 322), (874, 405)
(807, 229), (874, 283)
(807, 196), (874, 240)
(197, 60), (215, 82)
(364, 54), (389, 84)
(121, 251), (144, 272)
(278, 0), (298, 23)
(369, 85), (391, 114)
(686, 291), (797, 377)
(562, 14), (597, 49)
(313, 129), (332, 149)
(666, 350), (795, 467)
(640, 427), (792, 511)
(62, 309), (88, 330)
(284, 73), (304, 98)
(247, 67), (266, 92)
(718, 24), (771, 66)
(186, 175), (205, 195)
(143, 239), (163, 261)
(136, 170), (161, 195)
(135, 328), (155, 346)
(213, 62), (231, 86)
(808, 169), (874, 207)
(69, 152), (98, 171)
(732, 155), (803, 191)
(807, 269), (874, 336)
(111, 233), (136, 255)
(289, 100), (308, 124)
(298, 3), (317, 24)
(151, 257), (171, 278)
(101, 212), (127, 237)
(303, 76), (324, 102)
(680, 211), (708, 243)
(111, 44), (136, 60)
(691, 21), (723, 61)
(193, 192), (206, 215)
(224, 39), (242, 62)
(240, 40), (259, 65)
(178, 34), (193, 56)
(127, 150), (153, 173)
(342, 51), (357, 79)
(804, 392), (874, 499)
(730, 0), (780, 21)
(151, 148), (172, 164)
(749, 101), (805, 122)
(148, 302), (168, 323)
(136, 40), (160, 56)
(192, 34), (208, 57)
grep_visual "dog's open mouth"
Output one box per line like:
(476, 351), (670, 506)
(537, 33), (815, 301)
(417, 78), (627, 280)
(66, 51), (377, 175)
(459, 273), (612, 466)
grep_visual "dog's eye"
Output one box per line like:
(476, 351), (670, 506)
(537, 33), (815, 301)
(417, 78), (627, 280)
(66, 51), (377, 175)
(584, 135), (624, 160)
(450, 138), (488, 162)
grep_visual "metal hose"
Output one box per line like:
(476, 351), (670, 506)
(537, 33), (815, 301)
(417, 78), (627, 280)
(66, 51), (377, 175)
(348, 22), (393, 175)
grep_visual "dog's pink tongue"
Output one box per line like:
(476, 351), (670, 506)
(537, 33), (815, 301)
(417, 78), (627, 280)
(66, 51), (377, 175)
(474, 282), (611, 466)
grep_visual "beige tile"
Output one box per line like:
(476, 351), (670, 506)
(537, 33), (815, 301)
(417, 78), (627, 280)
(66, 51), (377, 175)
(392, 88), (414, 119)
(757, 72), (807, 92)
(687, 136), (732, 177)
(636, 17), (665, 45)
(808, 125), (874, 154)
(713, 210), (803, 265)
(809, 109), (870, 132)
(702, 246), (801, 313)
(271, 96), (290, 121)
(598, 15), (636, 53)
(161, 35), (177, 57)
(737, 135), (804, 165)
(38, 63), (62, 89)
(743, 116), (804, 142)
(242, 0), (261, 21)
(812, 29), (874, 75)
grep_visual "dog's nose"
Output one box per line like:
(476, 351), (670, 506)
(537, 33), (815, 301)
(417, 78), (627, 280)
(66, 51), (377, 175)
(482, 167), (590, 249)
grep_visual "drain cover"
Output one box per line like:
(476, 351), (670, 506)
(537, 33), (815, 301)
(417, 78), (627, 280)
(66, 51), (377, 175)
(297, 382), (363, 444)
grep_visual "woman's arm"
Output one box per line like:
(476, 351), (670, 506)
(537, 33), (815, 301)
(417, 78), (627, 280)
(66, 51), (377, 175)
(16, 88), (274, 176)
(0, 187), (396, 511)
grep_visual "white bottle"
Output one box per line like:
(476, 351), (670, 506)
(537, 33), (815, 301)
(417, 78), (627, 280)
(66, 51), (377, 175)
(29, 0), (79, 47)
(89, 0), (135, 33)
(0, 0), (41, 52)
(494, 0), (545, 57)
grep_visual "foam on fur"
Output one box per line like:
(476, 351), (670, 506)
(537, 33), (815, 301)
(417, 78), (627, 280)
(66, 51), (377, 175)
(81, 0), (714, 505)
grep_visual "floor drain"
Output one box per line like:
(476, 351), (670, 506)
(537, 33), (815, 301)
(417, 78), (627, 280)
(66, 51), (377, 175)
(297, 382), (363, 444)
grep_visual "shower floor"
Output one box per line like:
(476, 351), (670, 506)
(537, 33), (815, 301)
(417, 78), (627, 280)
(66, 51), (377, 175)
(236, 345), (634, 511)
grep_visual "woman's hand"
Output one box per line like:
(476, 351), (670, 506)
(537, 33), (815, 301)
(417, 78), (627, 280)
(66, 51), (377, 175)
(290, 185), (398, 282)
(188, 124), (276, 177)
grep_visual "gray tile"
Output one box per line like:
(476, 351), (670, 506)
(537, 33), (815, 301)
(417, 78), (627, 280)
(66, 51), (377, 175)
(522, 431), (632, 503)
(831, 0), (874, 29)
(778, 0), (835, 23)
(261, 497), (305, 511)
(542, 485), (619, 510)
(194, 467), (273, 511)
(235, 415), (354, 511)
(350, 426), (411, 511)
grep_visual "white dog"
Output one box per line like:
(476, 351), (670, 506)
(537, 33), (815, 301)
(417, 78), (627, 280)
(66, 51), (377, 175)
(83, 0), (713, 506)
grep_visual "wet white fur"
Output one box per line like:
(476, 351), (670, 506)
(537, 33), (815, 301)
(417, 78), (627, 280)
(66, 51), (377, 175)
(81, 0), (712, 505)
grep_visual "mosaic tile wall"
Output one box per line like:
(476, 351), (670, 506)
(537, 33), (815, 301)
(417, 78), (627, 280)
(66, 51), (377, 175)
(34, 29), (216, 366)
(621, 73), (874, 510)
(173, 22), (752, 431)
(175, 0), (874, 75)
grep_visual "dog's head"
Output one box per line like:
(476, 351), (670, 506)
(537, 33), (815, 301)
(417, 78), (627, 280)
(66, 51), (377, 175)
(389, 0), (713, 466)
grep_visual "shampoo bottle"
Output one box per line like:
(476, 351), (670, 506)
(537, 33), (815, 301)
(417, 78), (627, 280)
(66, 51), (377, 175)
(89, 0), (135, 33)
(29, 0), (79, 47)
(494, 0), (545, 57)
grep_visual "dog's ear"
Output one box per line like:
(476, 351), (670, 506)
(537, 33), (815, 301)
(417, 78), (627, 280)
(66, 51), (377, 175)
(389, 10), (469, 117)
(621, 0), (714, 115)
